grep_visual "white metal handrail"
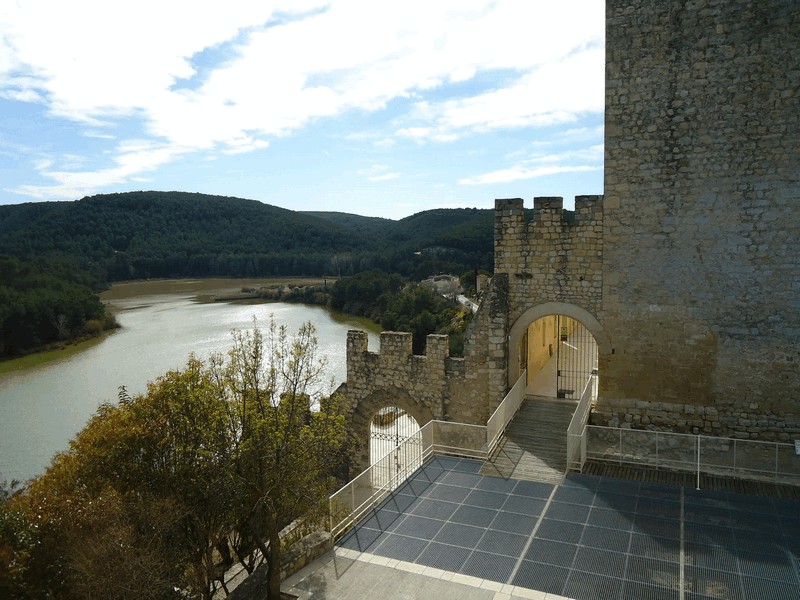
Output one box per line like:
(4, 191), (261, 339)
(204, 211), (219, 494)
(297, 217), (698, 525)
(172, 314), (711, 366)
(578, 424), (800, 488)
(329, 420), (488, 539)
(566, 374), (596, 470)
(486, 370), (527, 455)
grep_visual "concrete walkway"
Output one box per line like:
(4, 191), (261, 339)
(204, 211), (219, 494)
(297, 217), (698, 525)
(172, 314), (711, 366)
(284, 547), (574, 600)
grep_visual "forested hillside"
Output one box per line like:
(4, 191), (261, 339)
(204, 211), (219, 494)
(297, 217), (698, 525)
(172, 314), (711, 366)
(0, 191), (495, 283)
(0, 256), (116, 356)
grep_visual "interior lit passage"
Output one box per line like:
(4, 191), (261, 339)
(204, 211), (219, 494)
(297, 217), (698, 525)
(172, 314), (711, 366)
(370, 406), (422, 487)
(521, 315), (598, 399)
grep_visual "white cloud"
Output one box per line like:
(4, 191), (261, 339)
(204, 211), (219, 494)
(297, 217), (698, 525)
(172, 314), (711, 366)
(373, 138), (395, 149)
(529, 144), (604, 165)
(33, 158), (53, 171)
(459, 164), (600, 186)
(83, 131), (116, 140)
(395, 47), (605, 143)
(221, 136), (270, 155)
(0, 0), (604, 199)
(459, 144), (604, 186)
(11, 141), (189, 199)
(359, 164), (399, 182)
(1, 87), (43, 103)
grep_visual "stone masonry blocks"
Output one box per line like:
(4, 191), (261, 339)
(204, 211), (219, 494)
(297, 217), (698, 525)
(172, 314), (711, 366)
(343, 0), (799, 475)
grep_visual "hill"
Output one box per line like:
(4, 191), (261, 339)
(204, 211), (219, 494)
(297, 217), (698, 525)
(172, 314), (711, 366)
(0, 191), (495, 283)
(302, 211), (395, 239)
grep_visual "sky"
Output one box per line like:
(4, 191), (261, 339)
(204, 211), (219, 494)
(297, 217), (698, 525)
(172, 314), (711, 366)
(0, 1), (605, 220)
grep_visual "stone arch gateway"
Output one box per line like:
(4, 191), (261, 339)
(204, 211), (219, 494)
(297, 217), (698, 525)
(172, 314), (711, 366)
(507, 302), (611, 390)
(350, 386), (432, 474)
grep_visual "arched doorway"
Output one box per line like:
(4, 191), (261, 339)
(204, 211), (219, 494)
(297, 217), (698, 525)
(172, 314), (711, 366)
(370, 406), (422, 463)
(509, 302), (610, 400)
(521, 315), (597, 398)
(369, 406), (421, 487)
(349, 386), (433, 480)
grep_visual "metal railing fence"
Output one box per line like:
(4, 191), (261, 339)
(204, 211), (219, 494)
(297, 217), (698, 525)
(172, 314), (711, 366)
(580, 425), (800, 487)
(486, 370), (527, 455)
(566, 374), (596, 470)
(329, 420), (488, 540)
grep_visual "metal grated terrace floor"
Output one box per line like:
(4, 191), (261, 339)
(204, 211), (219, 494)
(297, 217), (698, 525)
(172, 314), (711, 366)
(334, 456), (800, 600)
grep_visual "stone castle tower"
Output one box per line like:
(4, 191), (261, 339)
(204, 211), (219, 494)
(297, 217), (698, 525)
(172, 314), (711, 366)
(595, 0), (799, 433)
(342, 0), (799, 467)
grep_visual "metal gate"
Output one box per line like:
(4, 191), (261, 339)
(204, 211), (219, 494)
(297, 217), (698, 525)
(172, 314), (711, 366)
(556, 316), (598, 399)
(370, 406), (421, 488)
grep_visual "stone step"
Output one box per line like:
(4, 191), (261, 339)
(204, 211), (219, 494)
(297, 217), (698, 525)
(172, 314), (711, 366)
(480, 397), (578, 484)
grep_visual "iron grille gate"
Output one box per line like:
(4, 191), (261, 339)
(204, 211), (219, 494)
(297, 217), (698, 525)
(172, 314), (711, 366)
(370, 406), (421, 488)
(556, 316), (598, 399)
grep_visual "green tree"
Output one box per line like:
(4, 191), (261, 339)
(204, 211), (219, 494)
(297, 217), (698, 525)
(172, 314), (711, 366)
(15, 370), (227, 600)
(220, 321), (349, 600)
(0, 255), (109, 357)
(382, 283), (468, 353)
(97, 360), (235, 599)
(0, 321), (347, 599)
(0, 480), (33, 600)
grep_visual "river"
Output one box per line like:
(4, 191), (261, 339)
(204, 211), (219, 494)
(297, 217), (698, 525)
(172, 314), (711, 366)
(0, 281), (379, 483)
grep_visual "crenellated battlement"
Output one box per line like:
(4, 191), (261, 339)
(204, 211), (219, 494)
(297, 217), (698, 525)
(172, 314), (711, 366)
(494, 196), (604, 320)
(376, 331), (413, 358)
(346, 330), (450, 362)
(533, 196), (563, 213)
(345, 331), (457, 403)
(574, 194), (602, 214)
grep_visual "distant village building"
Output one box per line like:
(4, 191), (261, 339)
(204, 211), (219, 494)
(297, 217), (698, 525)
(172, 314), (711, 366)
(420, 274), (461, 297)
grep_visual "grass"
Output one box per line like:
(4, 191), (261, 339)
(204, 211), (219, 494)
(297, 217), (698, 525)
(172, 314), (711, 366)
(327, 308), (382, 333)
(0, 334), (112, 376)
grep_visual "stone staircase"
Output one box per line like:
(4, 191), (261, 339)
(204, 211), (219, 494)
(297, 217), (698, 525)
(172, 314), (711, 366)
(480, 395), (578, 484)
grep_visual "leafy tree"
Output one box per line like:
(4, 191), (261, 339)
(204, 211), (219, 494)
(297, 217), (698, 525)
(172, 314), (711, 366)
(329, 270), (405, 319)
(381, 283), (472, 354)
(0, 321), (348, 600)
(330, 273), (474, 355)
(219, 321), (349, 600)
(87, 359), (235, 599)
(20, 455), (179, 600)
(0, 480), (32, 600)
(460, 268), (492, 298)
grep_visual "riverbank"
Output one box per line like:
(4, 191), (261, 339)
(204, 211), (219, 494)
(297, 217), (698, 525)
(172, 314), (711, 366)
(0, 331), (116, 376)
(100, 277), (380, 334)
(0, 314), (120, 376)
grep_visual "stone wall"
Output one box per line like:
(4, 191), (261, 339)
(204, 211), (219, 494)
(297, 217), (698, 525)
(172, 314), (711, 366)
(592, 399), (800, 442)
(342, 0), (799, 469)
(342, 272), (511, 474)
(525, 315), (559, 381)
(458, 272), (509, 421)
(495, 196), (604, 329)
(599, 0), (800, 431)
(344, 330), (462, 473)
(344, 329), (453, 426)
(496, 196), (607, 386)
